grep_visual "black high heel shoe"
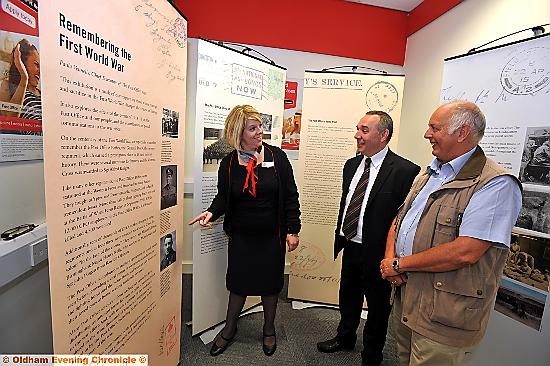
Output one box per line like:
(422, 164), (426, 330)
(210, 327), (238, 357)
(262, 332), (277, 356)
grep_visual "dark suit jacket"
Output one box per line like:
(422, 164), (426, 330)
(334, 149), (420, 278)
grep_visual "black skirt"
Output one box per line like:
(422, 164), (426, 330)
(226, 230), (285, 296)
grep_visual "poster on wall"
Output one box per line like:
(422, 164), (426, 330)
(288, 70), (405, 304)
(191, 39), (285, 335)
(0, 0), (42, 162)
(40, 1), (187, 363)
(441, 34), (550, 330)
(281, 79), (302, 160)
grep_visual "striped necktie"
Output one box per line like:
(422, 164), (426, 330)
(342, 157), (371, 240)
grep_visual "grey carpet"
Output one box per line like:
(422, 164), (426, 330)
(180, 274), (399, 366)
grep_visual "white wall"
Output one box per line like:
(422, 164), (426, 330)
(0, 161), (46, 233)
(399, 0), (550, 364)
(398, 0), (550, 167)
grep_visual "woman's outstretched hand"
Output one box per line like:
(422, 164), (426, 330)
(188, 211), (213, 228)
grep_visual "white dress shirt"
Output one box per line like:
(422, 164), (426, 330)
(339, 146), (388, 243)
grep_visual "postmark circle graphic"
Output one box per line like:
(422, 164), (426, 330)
(366, 81), (399, 113)
(501, 47), (550, 95)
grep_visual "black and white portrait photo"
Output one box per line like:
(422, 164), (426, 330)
(161, 165), (177, 210)
(160, 231), (177, 271)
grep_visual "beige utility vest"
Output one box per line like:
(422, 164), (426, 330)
(396, 147), (521, 347)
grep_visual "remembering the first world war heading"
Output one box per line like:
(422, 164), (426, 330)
(58, 13), (132, 72)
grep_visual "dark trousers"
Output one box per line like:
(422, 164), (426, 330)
(336, 240), (392, 365)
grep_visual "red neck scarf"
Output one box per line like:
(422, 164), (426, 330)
(239, 146), (262, 197)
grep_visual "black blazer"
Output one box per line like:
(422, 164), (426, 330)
(208, 143), (301, 244)
(334, 149), (420, 276)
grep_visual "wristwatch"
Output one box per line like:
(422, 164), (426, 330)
(392, 258), (402, 274)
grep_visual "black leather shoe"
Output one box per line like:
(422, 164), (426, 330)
(316, 337), (355, 353)
(209, 327), (237, 357)
(263, 333), (277, 356)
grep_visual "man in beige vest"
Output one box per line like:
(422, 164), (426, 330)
(380, 101), (522, 365)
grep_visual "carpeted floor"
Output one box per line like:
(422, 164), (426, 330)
(180, 275), (399, 366)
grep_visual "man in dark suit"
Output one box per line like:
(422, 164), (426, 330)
(317, 111), (420, 366)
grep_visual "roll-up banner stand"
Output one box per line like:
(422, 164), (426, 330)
(191, 39), (286, 335)
(40, 1), (187, 364)
(288, 71), (405, 305)
(441, 34), (550, 365)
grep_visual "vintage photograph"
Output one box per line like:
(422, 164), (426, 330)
(494, 278), (546, 331)
(162, 107), (179, 138)
(503, 235), (550, 292)
(519, 127), (550, 186)
(160, 165), (177, 210)
(261, 112), (276, 141)
(261, 112), (273, 133)
(515, 188), (550, 238)
(160, 231), (176, 271)
(202, 127), (232, 173)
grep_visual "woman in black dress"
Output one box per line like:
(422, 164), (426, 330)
(189, 104), (301, 357)
(189, 105), (301, 356)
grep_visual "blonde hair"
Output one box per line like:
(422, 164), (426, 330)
(224, 105), (262, 150)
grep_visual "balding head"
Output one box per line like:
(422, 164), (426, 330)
(424, 101), (486, 163)
(445, 100), (486, 144)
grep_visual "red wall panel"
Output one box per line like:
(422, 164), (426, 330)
(176, 0), (408, 65)
(407, 0), (463, 36)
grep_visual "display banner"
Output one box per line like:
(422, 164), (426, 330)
(40, 1), (187, 364)
(441, 34), (550, 331)
(288, 71), (405, 304)
(441, 34), (550, 240)
(191, 39), (285, 334)
(0, 0), (42, 161)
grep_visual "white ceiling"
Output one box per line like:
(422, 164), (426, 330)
(347, 0), (424, 12)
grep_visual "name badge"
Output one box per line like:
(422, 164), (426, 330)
(262, 162), (274, 168)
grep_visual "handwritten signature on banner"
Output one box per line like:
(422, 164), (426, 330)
(133, 0), (187, 83)
(290, 242), (326, 272)
(441, 85), (513, 105)
(442, 85), (550, 106)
